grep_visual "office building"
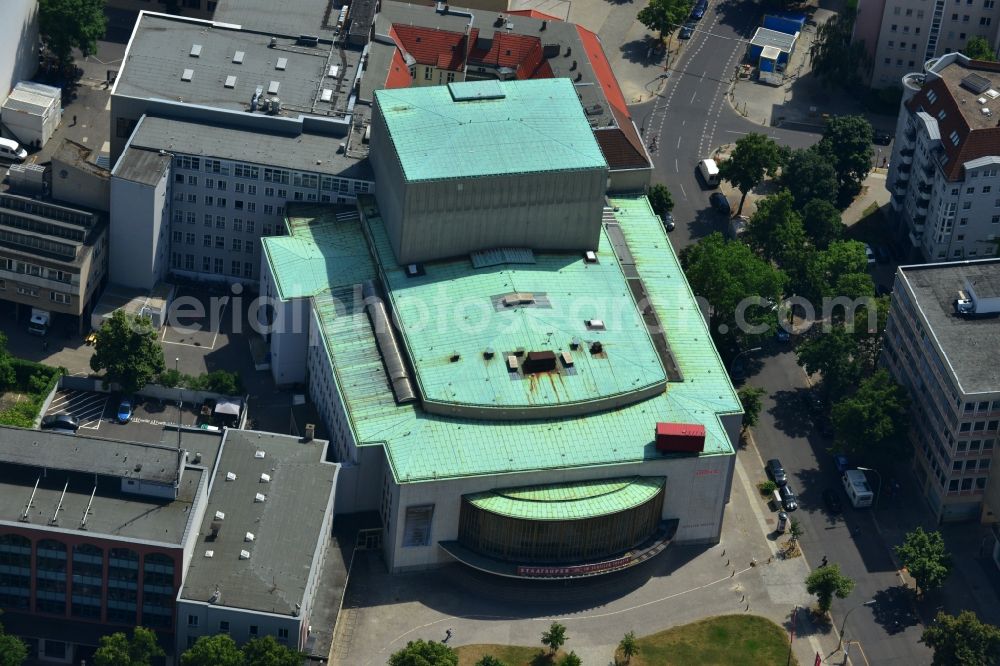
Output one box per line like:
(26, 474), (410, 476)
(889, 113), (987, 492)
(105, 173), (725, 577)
(0, 426), (340, 662)
(887, 53), (1000, 262)
(883, 259), (1000, 522)
(262, 79), (741, 577)
(0, 0), (38, 104)
(864, 0), (1000, 88)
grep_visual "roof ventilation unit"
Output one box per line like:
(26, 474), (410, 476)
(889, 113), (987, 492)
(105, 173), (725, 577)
(483, 347), (495, 360)
(239, 549), (251, 560)
(233, 51), (245, 64)
(561, 351), (574, 367)
(522, 351), (557, 374)
(204, 550), (214, 558)
(260, 473), (271, 483)
(244, 532), (255, 542)
(506, 355), (519, 372)
(190, 44), (202, 57)
(254, 493), (267, 503)
(181, 69), (194, 82)
(449, 353), (460, 362)
(269, 36), (278, 48)
(225, 472), (237, 481)
(297, 34), (320, 46)
(329, 65), (340, 78)
(225, 75), (237, 88)
(268, 80), (280, 94)
(585, 318), (605, 330)
(321, 88), (333, 102)
(961, 73), (992, 94)
(362, 280), (417, 403)
(214, 511), (226, 521)
(584, 250), (597, 263)
(589, 341), (603, 354)
(276, 57), (288, 70)
(254, 450), (265, 459)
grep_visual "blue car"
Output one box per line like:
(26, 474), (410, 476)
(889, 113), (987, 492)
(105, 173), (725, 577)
(691, 0), (708, 20)
(834, 454), (850, 473)
(117, 399), (133, 424)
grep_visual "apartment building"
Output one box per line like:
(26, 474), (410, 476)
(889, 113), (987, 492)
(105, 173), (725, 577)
(867, 0), (1000, 88)
(108, 11), (372, 289)
(0, 193), (108, 331)
(883, 259), (1000, 523)
(887, 53), (1000, 262)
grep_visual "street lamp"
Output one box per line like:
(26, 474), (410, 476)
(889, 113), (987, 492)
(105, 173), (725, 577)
(175, 357), (182, 453)
(857, 466), (882, 509)
(730, 346), (762, 373)
(838, 599), (876, 651)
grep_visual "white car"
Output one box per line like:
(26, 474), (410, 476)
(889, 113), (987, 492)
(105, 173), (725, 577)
(864, 244), (876, 265)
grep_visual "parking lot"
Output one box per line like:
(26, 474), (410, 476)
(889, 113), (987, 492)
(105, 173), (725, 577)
(44, 389), (207, 445)
(160, 287), (229, 351)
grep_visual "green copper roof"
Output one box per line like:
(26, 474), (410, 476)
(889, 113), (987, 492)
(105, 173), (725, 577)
(466, 477), (665, 521)
(367, 208), (666, 415)
(374, 79), (608, 182)
(262, 207), (375, 300)
(274, 196), (741, 484)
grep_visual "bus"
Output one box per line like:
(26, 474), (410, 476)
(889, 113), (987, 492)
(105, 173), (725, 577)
(842, 469), (873, 508)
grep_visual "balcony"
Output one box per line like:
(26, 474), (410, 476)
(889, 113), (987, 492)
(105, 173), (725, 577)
(918, 184), (933, 195)
(894, 181), (908, 196)
(904, 127), (917, 142)
(922, 163), (935, 179)
(916, 197), (930, 211)
(909, 230), (923, 246)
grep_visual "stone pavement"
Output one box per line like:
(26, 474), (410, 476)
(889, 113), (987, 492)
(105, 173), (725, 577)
(841, 170), (891, 227)
(331, 448), (844, 666)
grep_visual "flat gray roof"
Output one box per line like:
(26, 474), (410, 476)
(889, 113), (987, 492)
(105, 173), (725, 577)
(0, 455), (204, 545)
(115, 13), (357, 118)
(112, 147), (170, 186)
(127, 115), (373, 180)
(899, 259), (1000, 395)
(213, 0), (338, 37)
(751, 27), (797, 52)
(0, 426), (183, 485)
(180, 430), (337, 615)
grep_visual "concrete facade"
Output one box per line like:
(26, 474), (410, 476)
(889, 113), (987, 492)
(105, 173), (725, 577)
(888, 54), (1000, 262)
(109, 151), (170, 291)
(0, 0), (38, 103)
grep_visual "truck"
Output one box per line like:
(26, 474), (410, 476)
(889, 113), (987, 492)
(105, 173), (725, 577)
(841, 469), (873, 508)
(697, 158), (720, 187)
(28, 308), (50, 336)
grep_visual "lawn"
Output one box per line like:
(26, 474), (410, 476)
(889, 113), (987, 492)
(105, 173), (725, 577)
(633, 615), (795, 666)
(453, 616), (794, 666)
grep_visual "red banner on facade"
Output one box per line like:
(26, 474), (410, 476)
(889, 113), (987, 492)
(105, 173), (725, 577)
(517, 556), (632, 577)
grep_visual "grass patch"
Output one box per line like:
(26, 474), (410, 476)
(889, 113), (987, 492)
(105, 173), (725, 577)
(0, 359), (62, 428)
(633, 615), (795, 666)
(454, 645), (563, 666)
(860, 201), (880, 218)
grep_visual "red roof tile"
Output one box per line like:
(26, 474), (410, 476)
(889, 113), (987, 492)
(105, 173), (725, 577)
(385, 48), (413, 89)
(575, 25), (629, 117)
(392, 24), (466, 70)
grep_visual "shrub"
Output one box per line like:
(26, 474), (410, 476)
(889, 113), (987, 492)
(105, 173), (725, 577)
(759, 480), (778, 496)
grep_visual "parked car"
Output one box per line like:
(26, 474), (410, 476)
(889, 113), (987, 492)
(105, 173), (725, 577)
(872, 129), (892, 145)
(41, 413), (79, 432)
(766, 458), (788, 486)
(833, 454), (851, 473)
(662, 212), (676, 232)
(865, 244), (876, 265)
(874, 244), (891, 263)
(691, 0), (708, 20)
(679, 22), (696, 39)
(775, 326), (791, 343)
(117, 399), (133, 424)
(779, 484), (798, 511)
(822, 488), (843, 514)
(710, 192), (731, 214)
(776, 511), (789, 533)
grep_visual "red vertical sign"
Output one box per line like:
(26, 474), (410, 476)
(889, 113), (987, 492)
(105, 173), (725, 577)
(814, 651), (822, 666)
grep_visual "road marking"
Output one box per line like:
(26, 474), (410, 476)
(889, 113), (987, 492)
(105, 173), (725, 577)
(725, 130), (749, 135)
(674, 158), (679, 173)
(676, 135), (682, 149)
(689, 92), (697, 105)
(679, 183), (687, 199)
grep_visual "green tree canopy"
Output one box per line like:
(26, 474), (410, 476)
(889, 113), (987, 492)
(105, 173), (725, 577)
(180, 635), (242, 666)
(680, 232), (787, 341)
(90, 310), (166, 395)
(541, 622), (568, 654)
(0, 332), (16, 389)
(638, 0), (694, 38)
(0, 623), (28, 666)
(805, 239), (870, 302)
(388, 640), (458, 666)
(39, 0), (108, 69)
(242, 636), (304, 666)
(738, 386), (766, 431)
(795, 327), (865, 400)
(801, 199), (844, 250)
(719, 133), (786, 215)
(474, 657), (510, 666)
(647, 184), (675, 218)
(895, 527), (953, 596)
(789, 518), (805, 542)
(618, 631), (640, 663)
(805, 565), (855, 613)
(921, 610), (1000, 666)
(810, 7), (870, 89)
(746, 190), (811, 283)
(781, 148), (840, 208)
(831, 369), (910, 461)
(819, 115), (875, 200)
(557, 652), (582, 666)
(964, 36), (997, 62)
(93, 627), (165, 666)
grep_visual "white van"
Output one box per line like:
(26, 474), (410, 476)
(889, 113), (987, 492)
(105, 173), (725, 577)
(0, 138), (27, 162)
(698, 158), (720, 188)
(842, 469), (874, 508)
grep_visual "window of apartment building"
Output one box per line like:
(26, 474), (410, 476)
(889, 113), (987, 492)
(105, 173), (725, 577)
(187, 615), (198, 627)
(961, 423), (972, 433)
(277, 188), (287, 198)
(204, 159), (223, 174)
(246, 240), (254, 254)
(50, 292), (70, 305)
(263, 204), (274, 215)
(971, 440), (982, 451)
(953, 460), (963, 471)
(248, 184), (256, 195)
(265, 187), (275, 197)
(949, 479), (959, 492)
(423, 67), (433, 80)
(204, 195), (213, 206)
(214, 258), (224, 274)
(962, 478), (973, 490)
(233, 218), (243, 232)
(989, 420), (999, 431)
(172, 231), (182, 243)
(982, 16), (992, 24)
(49, 269), (71, 283)
(976, 477), (987, 490)
(246, 202), (256, 212)
(217, 198), (227, 208)
(975, 421), (986, 431)
(219, 620), (230, 633)
(183, 212), (194, 225)
(187, 194), (197, 204)
(173, 210), (183, 223)
(246, 220), (255, 233)
(950, 130), (961, 146)
(203, 235), (211, 247)
(906, 8), (912, 15)
(277, 628), (289, 642)
(235, 182), (244, 194)
(961, 31), (968, 38)
(187, 175), (197, 186)
(966, 187), (975, 194)
(216, 216), (225, 229)
(891, 23), (898, 31)
(217, 180), (227, 191)
(234, 163), (259, 179)
(894, 6), (900, 13)
(176, 156), (200, 170)
(204, 214), (212, 227)
(174, 173), (183, 184)
(263, 168), (289, 184)
(185, 254), (194, 270)
(170, 253), (180, 268)
(918, 9), (924, 17)
(909, 60), (916, 66)
(958, 234), (965, 241)
(249, 625), (258, 637)
(983, 459), (994, 471)
(970, 249), (979, 256)
(232, 239), (242, 252)
(263, 224), (272, 236)
(966, 459), (978, 471)
(202, 256), (211, 271)
(234, 200), (244, 210)
(207, 178), (216, 190)
(231, 261), (241, 276)
(116, 117), (138, 139)
(963, 15), (970, 21)
(186, 233), (195, 245)
(277, 205), (285, 217)
(903, 25), (910, 31)
(987, 0), (996, 8)
(955, 249), (963, 256)
(244, 262), (253, 277)
(215, 236), (224, 249)
(885, 57), (892, 64)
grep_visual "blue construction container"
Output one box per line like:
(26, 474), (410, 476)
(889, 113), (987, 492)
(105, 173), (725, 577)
(762, 13), (806, 36)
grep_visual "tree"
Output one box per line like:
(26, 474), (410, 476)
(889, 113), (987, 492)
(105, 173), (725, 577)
(801, 199), (843, 250)
(180, 635), (243, 666)
(680, 232), (787, 341)
(647, 184), (675, 218)
(719, 133), (785, 215)
(0, 332), (16, 389)
(746, 191), (811, 282)
(804, 239), (870, 302)
(831, 370), (910, 461)
(895, 527), (953, 596)
(789, 518), (805, 543)
(558, 653), (582, 666)
(541, 622), (568, 655)
(93, 627), (164, 666)
(0, 623), (27, 666)
(90, 310), (166, 395)
(805, 565), (855, 613)
(388, 640), (458, 666)
(796, 328), (864, 399)
(242, 636), (304, 666)
(638, 0), (694, 38)
(738, 386), (766, 431)
(781, 148), (840, 208)
(474, 657), (509, 666)
(39, 0), (108, 70)
(810, 7), (870, 90)
(921, 610), (1000, 666)
(819, 115), (875, 200)
(618, 631), (640, 664)
(964, 36), (997, 62)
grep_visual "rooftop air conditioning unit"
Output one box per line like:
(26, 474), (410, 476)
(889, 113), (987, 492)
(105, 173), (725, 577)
(304, 423), (315, 441)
